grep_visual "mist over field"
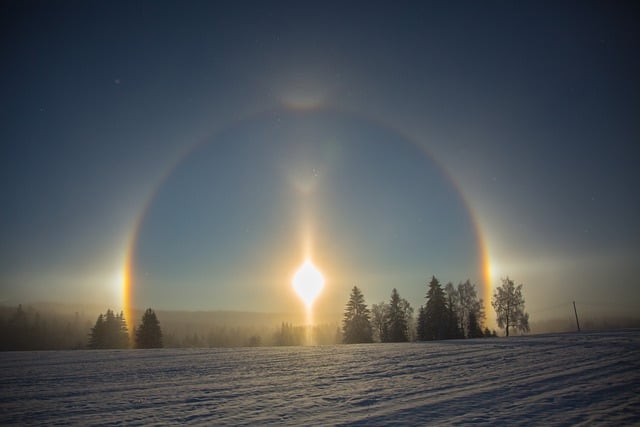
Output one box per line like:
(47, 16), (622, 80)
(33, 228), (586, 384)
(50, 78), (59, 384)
(2, 301), (639, 351)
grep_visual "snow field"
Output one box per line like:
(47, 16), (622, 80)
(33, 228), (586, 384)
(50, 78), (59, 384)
(1, 330), (638, 425)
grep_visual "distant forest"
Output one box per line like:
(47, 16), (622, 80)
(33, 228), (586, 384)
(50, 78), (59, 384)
(1, 275), (638, 351)
(0, 304), (341, 351)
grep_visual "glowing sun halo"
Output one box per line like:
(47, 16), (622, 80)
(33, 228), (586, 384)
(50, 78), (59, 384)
(292, 260), (325, 308)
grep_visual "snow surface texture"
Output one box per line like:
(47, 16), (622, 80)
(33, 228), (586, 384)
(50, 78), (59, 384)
(1, 330), (639, 426)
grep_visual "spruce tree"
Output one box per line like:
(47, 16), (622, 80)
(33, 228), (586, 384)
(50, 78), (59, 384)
(88, 314), (106, 349)
(88, 309), (129, 349)
(386, 288), (409, 342)
(135, 308), (163, 348)
(421, 276), (448, 340)
(342, 286), (373, 344)
(113, 311), (130, 348)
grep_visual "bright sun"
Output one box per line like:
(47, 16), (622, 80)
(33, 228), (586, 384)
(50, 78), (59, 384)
(292, 260), (325, 308)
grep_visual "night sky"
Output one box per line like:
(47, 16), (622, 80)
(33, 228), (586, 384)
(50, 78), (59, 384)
(1, 2), (639, 325)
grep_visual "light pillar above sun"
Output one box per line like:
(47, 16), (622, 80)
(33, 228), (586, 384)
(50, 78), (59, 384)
(292, 259), (325, 346)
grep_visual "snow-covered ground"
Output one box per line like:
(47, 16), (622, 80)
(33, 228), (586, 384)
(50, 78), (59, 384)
(1, 330), (638, 425)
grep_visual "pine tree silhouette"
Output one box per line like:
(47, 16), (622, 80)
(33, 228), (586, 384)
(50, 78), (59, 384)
(135, 308), (163, 348)
(419, 276), (449, 340)
(88, 309), (129, 349)
(386, 288), (409, 342)
(342, 286), (373, 343)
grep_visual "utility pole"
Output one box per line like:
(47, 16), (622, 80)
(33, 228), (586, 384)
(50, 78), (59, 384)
(573, 301), (581, 332)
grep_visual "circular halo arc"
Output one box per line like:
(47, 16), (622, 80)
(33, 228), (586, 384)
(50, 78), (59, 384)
(121, 107), (493, 332)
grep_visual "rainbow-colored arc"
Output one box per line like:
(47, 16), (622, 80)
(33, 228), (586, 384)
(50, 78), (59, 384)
(121, 107), (493, 333)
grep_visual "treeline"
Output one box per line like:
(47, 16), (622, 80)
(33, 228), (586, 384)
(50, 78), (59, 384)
(0, 304), (341, 350)
(87, 308), (163, 349)
(0, 276), (532, 350)
(87, 309), (343, 348)
(342, 276), (500, 344)
(0, 304), (90, 350)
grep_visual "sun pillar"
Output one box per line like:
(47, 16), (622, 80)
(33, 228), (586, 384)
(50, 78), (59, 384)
(292, 259), (325, 345)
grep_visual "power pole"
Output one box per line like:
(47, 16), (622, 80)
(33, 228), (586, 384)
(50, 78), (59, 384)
(573, 301), (581, 332)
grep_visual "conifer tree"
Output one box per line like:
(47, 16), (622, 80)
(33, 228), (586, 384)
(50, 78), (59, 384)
(385, 288), (409, 342)
(135, 308), (163, 348)
(88, 309), (129, 349)
(274, 322), (303, 346)
(342, 286), (373, 344)
(388, 288), (409, 342)
(419, 276), (449, 340)
(88, 314), (105, 349)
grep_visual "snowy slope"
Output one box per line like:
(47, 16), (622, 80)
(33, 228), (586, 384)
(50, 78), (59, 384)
(1, 330), (638, 425)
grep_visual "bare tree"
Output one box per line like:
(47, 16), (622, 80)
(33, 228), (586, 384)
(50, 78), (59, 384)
(400, 297), (416, 341)
(371, 302), (388, 342)
(444, 282), (460, 327)
(458, 280), (485, 338)
(492, 277), (530, 337)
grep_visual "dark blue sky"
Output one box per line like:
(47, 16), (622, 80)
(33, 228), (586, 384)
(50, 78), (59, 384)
(1, 1), (638, 322)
